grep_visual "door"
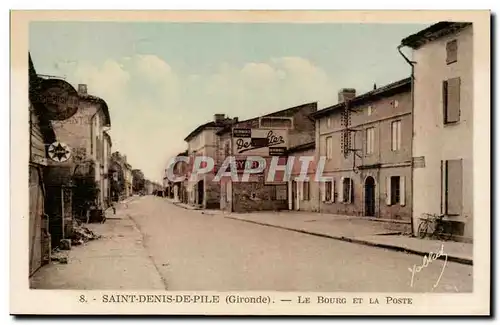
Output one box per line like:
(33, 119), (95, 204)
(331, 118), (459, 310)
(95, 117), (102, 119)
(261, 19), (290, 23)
(197, 180), (204, 206)
(29, 165), (49, 276)
(295, 181), (301, 211)
(364, 176), (376, 217)
(291, 180), (296, 210)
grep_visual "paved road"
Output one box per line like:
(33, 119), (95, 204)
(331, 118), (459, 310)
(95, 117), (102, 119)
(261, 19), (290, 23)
(127, 196), (472, 293)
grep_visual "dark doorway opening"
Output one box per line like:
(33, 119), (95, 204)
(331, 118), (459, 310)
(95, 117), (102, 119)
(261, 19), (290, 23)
(365, 176), (376, 217)
(197, 180), (204, 206)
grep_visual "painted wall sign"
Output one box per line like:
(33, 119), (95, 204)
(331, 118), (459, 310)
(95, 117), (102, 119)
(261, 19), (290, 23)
(232, 128), (288, 156)
(48, 142), (72, 163)
(38, 79), (79, 121)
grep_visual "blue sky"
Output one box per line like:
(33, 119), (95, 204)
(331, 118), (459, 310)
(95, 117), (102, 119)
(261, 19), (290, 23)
(29, 22), (429, 182)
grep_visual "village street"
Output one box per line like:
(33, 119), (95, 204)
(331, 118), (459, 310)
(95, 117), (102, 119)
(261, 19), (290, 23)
(31, 195), (473, 293)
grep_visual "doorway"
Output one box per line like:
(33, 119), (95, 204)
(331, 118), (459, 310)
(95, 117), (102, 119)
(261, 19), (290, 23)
(364, 176), (376, 217)
(291, 180), (297, 210)
(197, 180), (204, 206)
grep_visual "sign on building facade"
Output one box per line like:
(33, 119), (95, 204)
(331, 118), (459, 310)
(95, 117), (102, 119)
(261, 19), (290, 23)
(232, 128), (288, 156)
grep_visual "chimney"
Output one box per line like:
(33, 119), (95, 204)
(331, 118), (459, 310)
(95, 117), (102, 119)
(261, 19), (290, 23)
(232, 117), (239, 123)
(214, 114), (225, 123)
(338, 88), (356, 103)
(78, 84), (88, 94)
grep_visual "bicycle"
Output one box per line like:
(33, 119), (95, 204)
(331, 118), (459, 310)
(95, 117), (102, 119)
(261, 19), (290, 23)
(417, 213), (453, 241)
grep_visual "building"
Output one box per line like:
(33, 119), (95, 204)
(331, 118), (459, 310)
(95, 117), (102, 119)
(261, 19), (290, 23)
(217, 102), (317, 213)
(28, 53), (74, 275)
(165, 150), (189, 202)
(310, 79), (412, 231)
(183, 114), (237, 209)
(124, 161), (133, 197)
(400, 22), (473, 241)
(110, 151), (128, 200)
(103, 131), (112, 208)
(47, 83), (111, 213)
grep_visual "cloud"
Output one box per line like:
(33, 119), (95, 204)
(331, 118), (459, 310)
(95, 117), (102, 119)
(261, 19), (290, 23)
(59, 55), (336, 182)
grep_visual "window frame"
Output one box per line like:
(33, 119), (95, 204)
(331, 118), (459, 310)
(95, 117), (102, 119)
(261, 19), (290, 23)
(365, 127), (375, 155)
(391, 120), (402, 152)
(326, 136), (333, 160)
(446, 39), (458, 65)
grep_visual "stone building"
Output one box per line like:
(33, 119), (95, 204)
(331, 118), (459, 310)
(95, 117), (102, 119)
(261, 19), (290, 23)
(103, 131), (112, 207)
(310, 78), (412, 231)
(183, 115), (237, 209)
(217, 102), (317, 213)
(400, 22), (473, 241)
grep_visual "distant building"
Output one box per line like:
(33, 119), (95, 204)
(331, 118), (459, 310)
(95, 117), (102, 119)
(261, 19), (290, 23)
(400, 22), (473, 241)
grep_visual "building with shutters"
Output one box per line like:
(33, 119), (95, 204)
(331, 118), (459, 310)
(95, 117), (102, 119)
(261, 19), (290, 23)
(310, 78), (412, 231)
(400, 22), (473, 241)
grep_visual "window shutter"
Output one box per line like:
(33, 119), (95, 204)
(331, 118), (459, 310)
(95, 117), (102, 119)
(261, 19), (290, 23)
(299, 182), (304, 201)
(446, 159), (463, 215)
(397, 121), (402, 150)
(400, 176), (406, 206)
(442, 80), (448, 124)
(332, 179), (336, 203)
(348, 178), (353, 203)
(321, 181), (326, 202)
(386, 177), (391, 206)
(447, 77), (461, 123)
(339, 177), (344, 203)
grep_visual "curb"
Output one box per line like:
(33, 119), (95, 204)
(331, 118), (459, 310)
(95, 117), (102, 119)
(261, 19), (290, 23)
(225, 217), (473, 266)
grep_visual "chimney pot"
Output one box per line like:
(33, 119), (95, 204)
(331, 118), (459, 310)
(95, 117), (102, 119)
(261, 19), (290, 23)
(214, 114), (225, 123)
(338, 88), (356, 103)
(78, 84), (87, 94)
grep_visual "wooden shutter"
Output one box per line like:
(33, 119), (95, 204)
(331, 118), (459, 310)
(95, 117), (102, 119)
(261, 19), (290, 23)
(400, 176), (406, 206)
(447, 77), (461, 123)
(386, 177), (391, 206)
(299, 182), (304, 201)
(339, 177), (344, 203)
(446, 159), (463, 215)
(397, 121), (402, 151)
(321, 181), (326, 202)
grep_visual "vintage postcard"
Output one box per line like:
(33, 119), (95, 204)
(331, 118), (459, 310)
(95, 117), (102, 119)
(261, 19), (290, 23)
(10, 10), (490, 315)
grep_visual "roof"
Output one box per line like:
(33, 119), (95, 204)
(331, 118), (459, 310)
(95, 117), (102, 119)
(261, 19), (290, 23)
(78, 93), (111, 127)
(310, 77), (411, 119)
(400, 21), (472, 49)
(216, 102), (317, 136)
(184, 119), (236, 142)
(287, 141), (315, 154)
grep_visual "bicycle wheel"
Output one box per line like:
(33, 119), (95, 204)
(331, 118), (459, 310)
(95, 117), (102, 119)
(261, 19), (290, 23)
(417, 221), (429, 239)
(438, 223), (454, 241)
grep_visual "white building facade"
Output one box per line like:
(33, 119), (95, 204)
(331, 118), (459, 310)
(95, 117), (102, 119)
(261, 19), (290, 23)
(401, 22), (473, 241)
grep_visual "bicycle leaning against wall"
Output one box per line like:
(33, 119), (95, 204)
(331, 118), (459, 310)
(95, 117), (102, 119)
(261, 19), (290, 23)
(417, 213), (453, 241)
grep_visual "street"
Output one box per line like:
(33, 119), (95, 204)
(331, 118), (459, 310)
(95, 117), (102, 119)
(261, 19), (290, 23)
(31, 195), (473, 292)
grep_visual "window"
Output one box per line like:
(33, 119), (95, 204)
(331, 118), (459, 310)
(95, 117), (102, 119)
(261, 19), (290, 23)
(365, 127), (375, 155)
(443, 159), (463, 215)
(391, 120), (402, 151)
(367, 105), (372, 116)
(443, 77), (461, 124)
(386, 176), (406, 206)
(446, 39), (458, 64)
(325, 180), (332, 202)
(327, 117), (331, 128)
(340, 177), (353, 203)
(326, 136), (333, 159)
(303, 181), (310, 201)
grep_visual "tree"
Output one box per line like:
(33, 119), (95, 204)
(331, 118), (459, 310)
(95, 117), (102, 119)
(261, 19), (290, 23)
(132, 169), (145, 193)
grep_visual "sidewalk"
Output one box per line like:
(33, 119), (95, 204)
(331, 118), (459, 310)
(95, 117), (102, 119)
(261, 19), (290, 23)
(163, 197), (202, 211)
(30, 197), (166, 290)
(224, 211), (473, 265)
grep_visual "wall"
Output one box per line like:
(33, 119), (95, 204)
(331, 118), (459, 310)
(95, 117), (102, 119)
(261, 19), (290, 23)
(412, 26), (473, 239)
(288, 148), (320, 212)
(315, 86), (412, 222)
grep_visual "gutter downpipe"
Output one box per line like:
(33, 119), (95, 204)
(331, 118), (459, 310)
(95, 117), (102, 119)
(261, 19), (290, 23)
(397, 44), (417, 236)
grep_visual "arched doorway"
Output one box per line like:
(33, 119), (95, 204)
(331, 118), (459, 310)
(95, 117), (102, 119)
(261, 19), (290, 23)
(197, 180), (204, 206)
(364, 176), (376, 217)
